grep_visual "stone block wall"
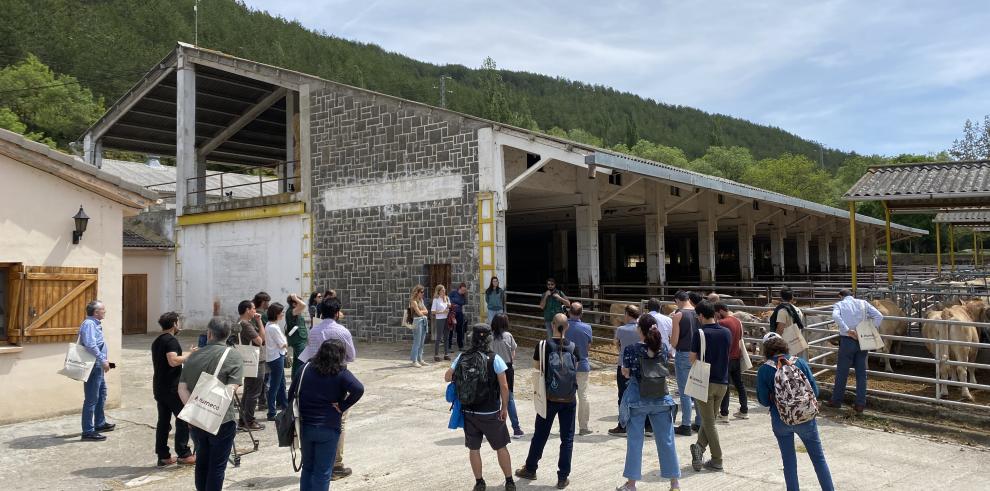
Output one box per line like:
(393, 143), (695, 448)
(309, 85), (487, 342)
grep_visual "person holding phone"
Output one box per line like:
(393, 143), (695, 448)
(151, 311), (197, 466)
(79, 300), (115, 441)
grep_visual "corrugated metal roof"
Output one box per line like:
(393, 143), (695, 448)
(100, 159), (279, 199)
(123, 220), (174, 249)
(844, 161), (990, 202)
(588, 151), (928, 236)
(933, 210), (990, 225)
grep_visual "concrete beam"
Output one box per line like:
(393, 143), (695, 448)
(197, 87), (287, 159)
(600, 176), (643, 205)
(505, 156), (551, 193)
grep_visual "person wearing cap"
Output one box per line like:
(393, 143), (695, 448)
(445, 324), (516, 491)
(757, 332), (834, 491)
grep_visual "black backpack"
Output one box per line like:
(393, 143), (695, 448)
(453, 350), (497, 408)
(545, 340), (577, 401)
(638, 352), (669, 399)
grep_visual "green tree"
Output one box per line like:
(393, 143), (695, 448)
(740, 154), (835, 204)
(480, 57), (512, 123)
(626, 139), (689, 167)
(690, 146), (753, 181)
(0, 54), (104, 146)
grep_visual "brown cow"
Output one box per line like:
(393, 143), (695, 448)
(922, 305), (981, 401)
(871, 299), (909, 373)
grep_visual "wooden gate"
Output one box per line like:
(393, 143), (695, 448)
(122, 274), (148, 335)
(6, 266), (99, 344)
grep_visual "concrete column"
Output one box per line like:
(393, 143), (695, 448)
(576, 205), (600, 296)
(737, 219), (755, 281)
(817, 236), (831, 273)
(864, 232), (878, 268)
(645, 182), (667, 285)
(83, 133), (103, 168)
(603, 233), (617, 282)
(698, 207), (717, 283)
(796, 231), (811, 274)
(576, 169), (601, 297)
(770, 227), (786, 278)
(835, 235), (849, 270)
(282, 90), (297, 193)
(175, 58), (196, 215)
(552, 229), (568, 278)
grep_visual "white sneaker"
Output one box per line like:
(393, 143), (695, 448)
(412, 361), (422, 368)
(733, 411), (749, 419)
(717, 414), (730, 424)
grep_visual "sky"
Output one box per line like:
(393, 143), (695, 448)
(241, 0), (990, 156)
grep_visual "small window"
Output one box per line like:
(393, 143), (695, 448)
(608, 172), (623, 186)
(670, 186), (681, 197)
(526, 153), (545, 173)
(752, 201), (760, 210)
(718, 194), (725, 204)
(625, 254), (645, 268)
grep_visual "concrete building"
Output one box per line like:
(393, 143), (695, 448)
(0, 129), (155, 424)
(79, 43), (924, 341)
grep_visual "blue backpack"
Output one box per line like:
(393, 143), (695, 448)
(545, 340), (577, 401)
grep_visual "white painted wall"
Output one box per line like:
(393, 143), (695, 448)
(0, 153), (129, 424)
(123, 249), (174, 333)
(178, 215), (304, 327)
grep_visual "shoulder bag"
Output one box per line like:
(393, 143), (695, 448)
(178, 348), (234, 435)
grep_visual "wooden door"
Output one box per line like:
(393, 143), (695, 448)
(7, 266), (99, 344)
(122, 274), (148, 335)
(426, 264), (452, 297)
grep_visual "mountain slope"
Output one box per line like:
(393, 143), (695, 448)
(0, 0), (850, 168)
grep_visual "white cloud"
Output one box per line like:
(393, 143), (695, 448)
(242, 0), (990, 156)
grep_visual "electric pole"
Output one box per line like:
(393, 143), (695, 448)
(435, 75), (453, 108)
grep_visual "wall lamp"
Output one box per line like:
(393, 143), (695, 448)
(72, 205), (90, 244)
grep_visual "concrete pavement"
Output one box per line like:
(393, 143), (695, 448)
(0, 332), (987, 490)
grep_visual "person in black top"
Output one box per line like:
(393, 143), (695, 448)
(668, 291), (702, 435)
(151, 311), (196, 467)
(515, 313), (580, 489)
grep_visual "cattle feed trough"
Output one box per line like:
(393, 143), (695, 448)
(504, 277), (990, 413)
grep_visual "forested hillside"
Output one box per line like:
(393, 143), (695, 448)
(0, 0), (850, 168)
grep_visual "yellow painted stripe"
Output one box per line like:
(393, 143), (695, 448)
(177, 201), (306, 226)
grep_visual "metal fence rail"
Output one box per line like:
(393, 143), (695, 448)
(506, 289), (990, 412)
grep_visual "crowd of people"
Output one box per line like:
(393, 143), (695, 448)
(69, 276), (886, 491)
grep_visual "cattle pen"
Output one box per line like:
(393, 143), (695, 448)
(503, 270), (990, 416)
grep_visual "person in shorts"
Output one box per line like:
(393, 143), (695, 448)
(445, 324), (515, 491)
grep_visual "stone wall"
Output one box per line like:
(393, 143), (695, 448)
(309, 85), (486, 342)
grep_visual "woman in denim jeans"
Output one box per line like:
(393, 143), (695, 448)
(757, 333), (834, 491)
(408, 285), (429, 367)
(616, 314), (681, 491)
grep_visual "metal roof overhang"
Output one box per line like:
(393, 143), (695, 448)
(81, 44), (298, 168)
(933, 210), (990, 227)
(842, 161), (990, 212)
(586, 151), (927, 237)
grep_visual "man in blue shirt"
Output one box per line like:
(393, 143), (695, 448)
(79, 300), (115, 441)
(688, 300), (732, 472)
(564, 302), (593, 436)
(827, 289), (883, 413)
(445, 324), (515, 491)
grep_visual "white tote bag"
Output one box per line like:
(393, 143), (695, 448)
(237, 331), (260, 378)
(532, 340), (548, 419)
(739, 338), (753, 372)
(685, 330), (711, 400)
(58, 334), (97, 382)
(179, 347), (234, 435)
(855, 300), (885, 351)
(781, 323), (809, 355)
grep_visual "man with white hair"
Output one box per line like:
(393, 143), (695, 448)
(79, 300), (114, 441)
